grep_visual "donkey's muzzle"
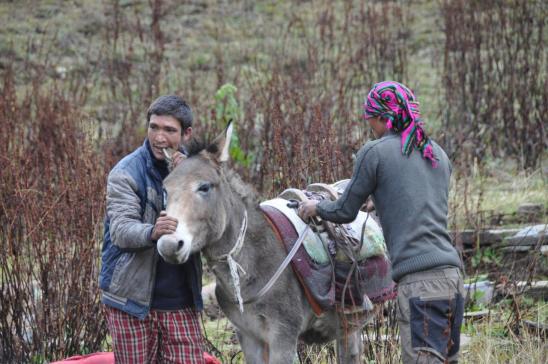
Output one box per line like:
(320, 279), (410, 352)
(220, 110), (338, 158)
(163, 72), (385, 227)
(157, 235), (189, 264)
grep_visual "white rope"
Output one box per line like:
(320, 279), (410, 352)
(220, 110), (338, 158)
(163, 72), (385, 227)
(226, 210), (248, 313)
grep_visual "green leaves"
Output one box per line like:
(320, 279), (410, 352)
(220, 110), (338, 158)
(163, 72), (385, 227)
(214, 83), (240, 126)
(214, 83), (253, 168)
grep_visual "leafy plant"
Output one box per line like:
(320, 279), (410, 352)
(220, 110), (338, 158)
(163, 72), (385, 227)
(471, 247), (503, 268)
(214, 83), (254, 168)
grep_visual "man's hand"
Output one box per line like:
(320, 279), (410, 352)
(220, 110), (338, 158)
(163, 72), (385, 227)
(365, 197), (375, 212)
(171, 151), (187, 168)
(151, 211), (178, 241)
(298, 200), (319, 221)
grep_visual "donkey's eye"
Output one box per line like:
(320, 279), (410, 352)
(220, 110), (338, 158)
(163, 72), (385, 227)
(197, 182), (212, 193)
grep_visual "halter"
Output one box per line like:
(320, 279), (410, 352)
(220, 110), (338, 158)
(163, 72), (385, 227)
(226, 210), (248, 313)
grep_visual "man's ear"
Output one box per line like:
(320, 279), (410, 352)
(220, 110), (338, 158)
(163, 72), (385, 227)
(206, 121), (233, 163)
(181, 126), (193, 144)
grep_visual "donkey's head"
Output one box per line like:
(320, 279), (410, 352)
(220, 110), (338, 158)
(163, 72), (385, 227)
(157, 123), (234, 264)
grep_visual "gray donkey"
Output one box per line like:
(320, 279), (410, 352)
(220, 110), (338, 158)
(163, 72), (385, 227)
(157, 124), (378, 363)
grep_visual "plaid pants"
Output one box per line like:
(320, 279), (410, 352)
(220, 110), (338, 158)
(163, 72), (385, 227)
(105, 306), (205, 364)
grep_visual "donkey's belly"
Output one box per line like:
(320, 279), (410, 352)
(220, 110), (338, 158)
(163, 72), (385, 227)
(299, 311), (340, 344)
(300, 307), (375, 345)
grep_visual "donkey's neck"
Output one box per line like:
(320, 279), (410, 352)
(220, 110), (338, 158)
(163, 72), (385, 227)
(202, 166), (289, 303)
(203, 202), (269, 269)
(203, 183), (285, 302)
(203, 167), (264, 260)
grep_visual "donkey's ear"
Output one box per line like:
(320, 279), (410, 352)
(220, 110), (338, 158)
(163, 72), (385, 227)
(207, 121), (233, 163)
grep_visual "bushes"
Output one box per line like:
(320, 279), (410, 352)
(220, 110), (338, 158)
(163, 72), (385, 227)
(441, 0), (546, 170)
(237, 0), (410, 195)
(0, 70), (108, 362)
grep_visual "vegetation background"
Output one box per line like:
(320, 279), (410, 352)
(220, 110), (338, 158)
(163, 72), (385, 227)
(0, 0), (545, 362)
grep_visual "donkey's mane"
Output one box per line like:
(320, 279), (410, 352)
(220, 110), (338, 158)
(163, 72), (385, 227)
(185, 137), (259, 207)
(222, 167), (259, 208)
(185, 138), (209, 157)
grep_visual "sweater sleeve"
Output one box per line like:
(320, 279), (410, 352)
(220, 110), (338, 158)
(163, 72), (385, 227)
(316, 144), (378, 224)
(106, 169), (155, 251)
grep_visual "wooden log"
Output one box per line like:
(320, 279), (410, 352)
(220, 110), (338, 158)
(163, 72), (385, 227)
(451, 228), (521, 247)
(496, 281), (548, 300)
(504, 224), (547, 246)
(522, 320), (547, 339)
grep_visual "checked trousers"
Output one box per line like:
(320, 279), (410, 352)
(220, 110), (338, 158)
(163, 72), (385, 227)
(105, 306), (205, 364)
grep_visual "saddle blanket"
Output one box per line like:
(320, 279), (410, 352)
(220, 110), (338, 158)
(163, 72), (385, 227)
(260, 199), (396, 316)
(261, 198), (387, 264)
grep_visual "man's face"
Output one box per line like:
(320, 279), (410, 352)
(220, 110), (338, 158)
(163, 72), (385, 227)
(147, 114), (192, 160)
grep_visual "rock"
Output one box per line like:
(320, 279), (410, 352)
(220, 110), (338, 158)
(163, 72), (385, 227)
(460, 334), (473, 349)
(504, 224), (547, 246)
(464, 281), (494, 305)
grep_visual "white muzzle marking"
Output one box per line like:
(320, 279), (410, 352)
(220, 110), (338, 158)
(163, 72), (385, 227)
(157, 220), (194, 264)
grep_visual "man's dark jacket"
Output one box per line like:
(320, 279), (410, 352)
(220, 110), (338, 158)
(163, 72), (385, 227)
(99, 139), (203, 319)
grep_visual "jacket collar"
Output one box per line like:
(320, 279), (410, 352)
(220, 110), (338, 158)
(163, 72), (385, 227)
(142, 139), (188, 182)
(142, 139), (162, 183)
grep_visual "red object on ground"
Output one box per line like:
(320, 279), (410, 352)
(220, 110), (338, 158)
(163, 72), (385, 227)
(51, 351), (221, 364)
(50, 352), (114, 364)
(204, 352), (222, 364)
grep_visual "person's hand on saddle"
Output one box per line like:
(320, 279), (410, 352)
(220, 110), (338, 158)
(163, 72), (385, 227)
(151, 211), (178, 241)
(298, 200), (319, 222)
(365, 197), (375, 212)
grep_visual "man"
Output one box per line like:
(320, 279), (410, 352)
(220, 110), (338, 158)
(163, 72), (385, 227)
(299, 81), (465, 363)
(99, 95), (205, 363)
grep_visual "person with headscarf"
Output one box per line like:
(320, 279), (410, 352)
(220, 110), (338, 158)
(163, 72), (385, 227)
(299, 81), (464, 363)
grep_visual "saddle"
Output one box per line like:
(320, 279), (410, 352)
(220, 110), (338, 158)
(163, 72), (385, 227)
(260, 181), (396, 316)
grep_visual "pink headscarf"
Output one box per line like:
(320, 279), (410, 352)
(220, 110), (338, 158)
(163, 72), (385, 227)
(364, 81), (437, 167)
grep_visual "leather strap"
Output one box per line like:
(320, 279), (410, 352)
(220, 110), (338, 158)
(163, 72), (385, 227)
(259, 205), (325, 315)
(242, 220), (310, 305)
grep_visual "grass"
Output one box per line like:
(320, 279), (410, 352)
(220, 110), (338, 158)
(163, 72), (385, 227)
(480, 167), (547, 218)
(448, 159), (547, 229)
(202, 315), (242, 362)
(199, 299), (547, 363)
(462, 302), (547, 363)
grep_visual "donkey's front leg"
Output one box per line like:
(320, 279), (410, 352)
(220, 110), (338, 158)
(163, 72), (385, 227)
(336, 330), (363, 364)
(236, 330), (269, 364)
(267, 336), (299, 364)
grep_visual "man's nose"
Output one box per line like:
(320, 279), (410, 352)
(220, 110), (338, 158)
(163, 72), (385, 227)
(154, 132), (167, 143)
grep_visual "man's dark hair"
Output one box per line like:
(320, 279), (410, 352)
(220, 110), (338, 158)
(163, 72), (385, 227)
(147, 95), (193, 131)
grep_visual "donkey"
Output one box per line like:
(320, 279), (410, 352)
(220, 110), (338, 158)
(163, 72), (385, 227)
(157, 125), (378, 363)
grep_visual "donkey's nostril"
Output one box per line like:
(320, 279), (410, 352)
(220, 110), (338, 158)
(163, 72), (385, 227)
(178, 240), (184, 249)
